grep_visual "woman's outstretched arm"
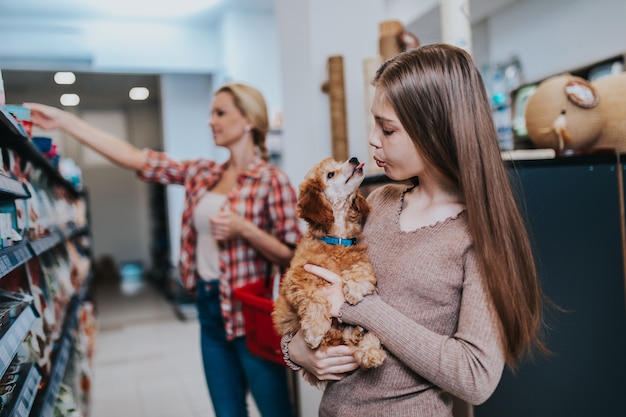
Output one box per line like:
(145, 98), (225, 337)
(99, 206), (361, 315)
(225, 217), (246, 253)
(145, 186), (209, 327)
(24, 102), (147, 171)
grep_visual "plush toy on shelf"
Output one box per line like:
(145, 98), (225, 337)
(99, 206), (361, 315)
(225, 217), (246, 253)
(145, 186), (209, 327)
(524, 72), (626, 153)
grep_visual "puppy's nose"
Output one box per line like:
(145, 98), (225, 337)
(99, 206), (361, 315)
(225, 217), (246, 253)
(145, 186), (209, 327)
(349, 157), (359, 164)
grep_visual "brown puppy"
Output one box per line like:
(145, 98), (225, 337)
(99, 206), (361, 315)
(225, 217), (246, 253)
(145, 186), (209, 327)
(272, 157), (386, 387)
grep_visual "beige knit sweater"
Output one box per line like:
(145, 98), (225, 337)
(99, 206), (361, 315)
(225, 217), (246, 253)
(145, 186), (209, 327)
(319, 184), (505, 417)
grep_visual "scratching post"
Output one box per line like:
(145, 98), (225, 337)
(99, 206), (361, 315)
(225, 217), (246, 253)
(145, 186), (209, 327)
(363, 55), (383, 174)
(321, 55), (349, 162)
(378, 20), (404, 61)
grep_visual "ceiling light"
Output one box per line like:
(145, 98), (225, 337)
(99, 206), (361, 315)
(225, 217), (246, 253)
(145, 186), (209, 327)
(54, 72), (76, 85)
(60, 94), (80, 106)
(129, 87), (150, 101)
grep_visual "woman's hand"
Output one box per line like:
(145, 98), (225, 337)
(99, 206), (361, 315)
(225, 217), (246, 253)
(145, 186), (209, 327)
(23, 103), (73, 131)
(288, 330), (358, 380)
(304, 264), (345, 317)
(210, 207), (247, 241)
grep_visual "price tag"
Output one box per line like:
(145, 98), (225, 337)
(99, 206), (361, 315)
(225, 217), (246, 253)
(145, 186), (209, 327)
(7, 332), (18, 349)
(0, 345), (10, 364)
(19, 247), (29, 262)
(0, 256), (8, 274)
(31, 241), (40, 254)
(17, 401), (28, 417)
(15, 316), (26, 334)
(3, 255), (13, 269)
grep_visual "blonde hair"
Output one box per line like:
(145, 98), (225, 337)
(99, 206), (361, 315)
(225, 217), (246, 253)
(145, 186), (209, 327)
(373, 43), (548, 368)
(216, 83), (270, 161)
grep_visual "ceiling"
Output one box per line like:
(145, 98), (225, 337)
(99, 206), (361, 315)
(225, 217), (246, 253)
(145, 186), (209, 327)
(0, 0), (274, 25)
(0, 0), (273, 108)
(0, 0), (517, 108)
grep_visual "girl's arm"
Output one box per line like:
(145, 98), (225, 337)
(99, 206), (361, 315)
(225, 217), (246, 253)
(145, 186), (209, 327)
(304, 259), (506, 405)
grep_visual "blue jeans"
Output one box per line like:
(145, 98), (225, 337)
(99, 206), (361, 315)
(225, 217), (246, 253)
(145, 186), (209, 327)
(196, 281), (296, 417)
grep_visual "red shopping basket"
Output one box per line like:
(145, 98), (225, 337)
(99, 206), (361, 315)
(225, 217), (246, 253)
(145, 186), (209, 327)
(233, 280), (285, 366)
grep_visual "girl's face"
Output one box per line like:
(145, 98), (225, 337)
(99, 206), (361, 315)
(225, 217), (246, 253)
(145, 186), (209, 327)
(209, 91), (250, 147)
(369, 89), (425, 181)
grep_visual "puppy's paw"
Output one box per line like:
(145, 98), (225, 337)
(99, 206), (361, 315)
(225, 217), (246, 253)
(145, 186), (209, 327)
(304, 333), (323, 349)
(303, 320), (331, 349)
(354, 332), (386, 368)
(343, 279), (375, 305)
(355, 346), (386, 368)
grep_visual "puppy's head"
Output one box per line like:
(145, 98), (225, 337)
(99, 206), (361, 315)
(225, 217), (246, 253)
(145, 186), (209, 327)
(297, 157), (369, 233)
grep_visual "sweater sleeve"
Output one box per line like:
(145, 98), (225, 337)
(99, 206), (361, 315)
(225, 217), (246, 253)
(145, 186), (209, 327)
(338, 251), (505, 405)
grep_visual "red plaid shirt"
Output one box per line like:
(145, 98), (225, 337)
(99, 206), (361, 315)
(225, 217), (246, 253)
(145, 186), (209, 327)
(137, 149), (301, 339)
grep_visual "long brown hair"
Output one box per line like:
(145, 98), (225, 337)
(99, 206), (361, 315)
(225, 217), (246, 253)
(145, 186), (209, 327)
(373, 43), (547, 368)
(216, 83), (270, 162)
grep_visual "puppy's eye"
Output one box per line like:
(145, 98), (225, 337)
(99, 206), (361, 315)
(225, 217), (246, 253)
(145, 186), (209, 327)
(327, 172), (335, 179)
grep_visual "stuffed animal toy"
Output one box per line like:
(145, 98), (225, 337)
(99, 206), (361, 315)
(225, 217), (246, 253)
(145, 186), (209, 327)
(524, 72), (626, 153)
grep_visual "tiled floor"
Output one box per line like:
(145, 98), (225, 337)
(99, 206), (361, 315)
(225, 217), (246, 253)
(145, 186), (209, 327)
(89, 277), (261, 417)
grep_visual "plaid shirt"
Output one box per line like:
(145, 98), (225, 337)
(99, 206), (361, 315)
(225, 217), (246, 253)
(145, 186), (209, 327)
(137, 149), (301, 340)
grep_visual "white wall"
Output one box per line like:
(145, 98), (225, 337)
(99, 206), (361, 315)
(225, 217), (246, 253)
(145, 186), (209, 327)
(220, 10), (284, 121)
(405, 0), (626, 83)
(486, 0), (626, 83)
(159, 73), (216, 267)
(274, 0), (384, 189)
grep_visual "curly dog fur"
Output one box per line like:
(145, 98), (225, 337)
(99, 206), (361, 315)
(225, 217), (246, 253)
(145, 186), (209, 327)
(272, 157), (386, 387)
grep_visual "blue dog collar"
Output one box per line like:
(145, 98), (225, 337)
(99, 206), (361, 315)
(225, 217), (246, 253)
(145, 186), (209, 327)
(318, 236), (358, 246)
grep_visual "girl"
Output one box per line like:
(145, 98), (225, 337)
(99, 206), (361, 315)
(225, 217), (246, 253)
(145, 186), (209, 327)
(283, 44), (547, 416)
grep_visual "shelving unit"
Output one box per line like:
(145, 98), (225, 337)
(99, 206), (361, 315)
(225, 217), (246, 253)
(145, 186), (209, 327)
(0, 106), (95, 416)
(509, 52), (626, 149)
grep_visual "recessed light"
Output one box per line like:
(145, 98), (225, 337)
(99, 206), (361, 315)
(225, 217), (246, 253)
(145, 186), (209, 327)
(60, 94), (80, 106)
(129, 87), (150, 101)
(54, 72), (76, 85)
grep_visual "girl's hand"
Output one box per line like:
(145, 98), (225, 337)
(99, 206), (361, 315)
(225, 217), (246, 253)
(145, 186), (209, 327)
(210, 207), (246, 241)
(288, 330), (358, 380)
(304, 264), (345, 317)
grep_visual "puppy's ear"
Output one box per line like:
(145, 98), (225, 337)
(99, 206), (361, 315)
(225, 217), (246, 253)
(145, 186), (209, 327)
(352, 192), (370, 226)
(297, 178), (334, 233)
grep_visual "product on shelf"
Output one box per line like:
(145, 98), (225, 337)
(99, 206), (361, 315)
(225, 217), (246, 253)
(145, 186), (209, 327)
(4, 106), (32, 138)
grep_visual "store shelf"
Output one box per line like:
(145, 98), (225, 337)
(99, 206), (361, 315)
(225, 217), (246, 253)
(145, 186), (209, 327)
(27, 233), (63, 257)
(31, 337), (71, 417)
(2, 363), (42, 417)
(30, 297), (79, 417)
(0, 175), (29, 199)
(60, 222), (89, 240)
(0, 241), (32, 278)
(0, 306), (36, 377)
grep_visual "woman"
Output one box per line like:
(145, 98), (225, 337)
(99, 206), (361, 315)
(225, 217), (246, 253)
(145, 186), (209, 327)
(26, 82), (300, 417)
(283, 44), (547, 416)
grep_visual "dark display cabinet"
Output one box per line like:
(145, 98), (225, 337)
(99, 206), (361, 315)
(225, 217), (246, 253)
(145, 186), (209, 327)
(476, 153), (626, 417)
